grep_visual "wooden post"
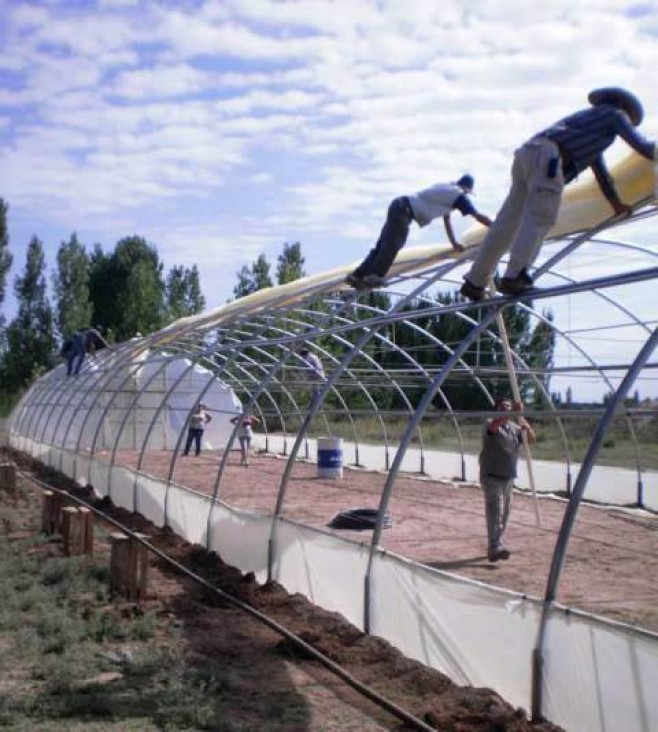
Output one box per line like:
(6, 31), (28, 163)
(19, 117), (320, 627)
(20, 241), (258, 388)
(41, 490), (57, 534)
(51, 492), (66, 534)
(78, 507), (94, 555)
(61, 507), (79, 556)
(0, 463), (16, 494)
(42, 490), (53, 533)
(129, 533), (149, 602)
(61, 507), (92, 557)
(109, 533), (129, 597)
(109, 532), (149, 601)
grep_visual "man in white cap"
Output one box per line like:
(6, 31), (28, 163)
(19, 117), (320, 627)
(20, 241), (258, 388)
(299, 348), (325, 397)
(461, 87), (656, 301)
(346, 174), (492, 290)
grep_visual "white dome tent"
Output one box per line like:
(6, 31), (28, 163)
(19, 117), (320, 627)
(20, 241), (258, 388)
(19, 349), (242, 456)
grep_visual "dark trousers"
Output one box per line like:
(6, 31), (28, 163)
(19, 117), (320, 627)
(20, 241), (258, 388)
(183, 428), (204, 456)
(66, 350), (85, 377)
(353, 197), (412, 278)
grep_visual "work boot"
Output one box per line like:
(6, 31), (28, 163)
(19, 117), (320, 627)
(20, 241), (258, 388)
(487, 548), (511, 562)
(498, 269), (534, 296)
(460, 278), (485, 302)
(361, 274), (387, 289)
(345, 273), (366, 289)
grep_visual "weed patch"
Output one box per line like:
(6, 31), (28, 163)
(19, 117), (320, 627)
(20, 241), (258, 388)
(0, 525), (162, 729)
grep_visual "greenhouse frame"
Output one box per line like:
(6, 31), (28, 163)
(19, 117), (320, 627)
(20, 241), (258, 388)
(8, 151), (658, 732)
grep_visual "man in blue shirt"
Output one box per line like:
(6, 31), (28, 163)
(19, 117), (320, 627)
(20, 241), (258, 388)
(346, 174), (492, 290)
(461, 87), (656, 301)
(66, 326), (111, 377)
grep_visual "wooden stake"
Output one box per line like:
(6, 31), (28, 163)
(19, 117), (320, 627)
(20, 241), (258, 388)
(135, 533), (149, 602)
(78, 507), (94, 555)
(41, 490), (57, 534)
(109, 533), (129, 597)
(0, 463), (16, 494)
(109, 532), (149, 601)
(61, 507), (79, 556)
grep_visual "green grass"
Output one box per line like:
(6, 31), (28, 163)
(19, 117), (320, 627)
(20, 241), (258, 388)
(0, 527), (225, 731)
(299, 413), (658, 470)
(0, 517), (304, 731)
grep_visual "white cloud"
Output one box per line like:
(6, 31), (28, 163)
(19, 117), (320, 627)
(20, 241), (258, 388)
(98, 0), (139, 7)
(154, 11), (324, 61)
(110, 64), (214, 100)
(8, 4), (50, 31)
(1, 0), (657, 355)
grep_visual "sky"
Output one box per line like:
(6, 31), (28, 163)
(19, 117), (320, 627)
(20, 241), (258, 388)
(1, 1), (658, 399)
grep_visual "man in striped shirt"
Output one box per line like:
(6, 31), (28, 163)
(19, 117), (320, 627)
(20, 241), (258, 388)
(461, 87), (656, 301)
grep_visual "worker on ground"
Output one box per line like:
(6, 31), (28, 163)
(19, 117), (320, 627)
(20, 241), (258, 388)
(479, 398), (536, 562)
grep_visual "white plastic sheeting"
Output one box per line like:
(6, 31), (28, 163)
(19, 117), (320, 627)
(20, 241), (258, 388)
(207, 502), (270, 581)
(134, 473), (166, 527)
(27, 351), (242, 453)
(541, 608), (658, 732)
(167, 484), (214, 548)
(14, 434), (658, 732)
(370, 553), (539, 702)
(272, 520), (369, 629)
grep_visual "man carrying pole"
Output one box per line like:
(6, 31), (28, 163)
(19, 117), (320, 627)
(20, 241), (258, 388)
(479, 398), (536, 562)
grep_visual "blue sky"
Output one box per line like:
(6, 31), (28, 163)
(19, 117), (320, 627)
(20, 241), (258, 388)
(1, 2), (657, 338)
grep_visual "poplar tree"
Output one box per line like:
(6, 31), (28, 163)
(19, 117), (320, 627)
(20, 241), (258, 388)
(276, 241), (306, 284)
(166, 264), (205, 322)
(0, 199), (12, 308)
(89, 236), (166, 340)
(232, 254), (273, 299)
(0, 199), (12, 350)
(233, 264), (253, 299)
(4, 236), (55, 388)
(52, 232), (92, 338)
(251, 254), (273, 291)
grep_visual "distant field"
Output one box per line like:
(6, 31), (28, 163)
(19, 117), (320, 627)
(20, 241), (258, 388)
(298, 413), (658, 471)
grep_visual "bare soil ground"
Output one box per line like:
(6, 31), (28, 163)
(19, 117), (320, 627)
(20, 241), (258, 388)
(1, 448), (567, 731)
(115, 446), (658, 632)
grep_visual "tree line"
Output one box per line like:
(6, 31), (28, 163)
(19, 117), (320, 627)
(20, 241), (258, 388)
(0, 198), (205, 400)
(0, 197), (309, 410)
(233, 242), (307, 297)
(234, 244), (557, 411)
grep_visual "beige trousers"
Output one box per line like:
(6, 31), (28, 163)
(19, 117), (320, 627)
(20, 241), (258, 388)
(466, 137), (564, 287)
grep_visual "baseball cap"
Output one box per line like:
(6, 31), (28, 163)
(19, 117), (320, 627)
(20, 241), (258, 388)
(456, 174), (475, 193)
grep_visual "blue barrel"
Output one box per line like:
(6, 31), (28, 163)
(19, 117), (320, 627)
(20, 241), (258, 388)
(317, 437), (343, 479)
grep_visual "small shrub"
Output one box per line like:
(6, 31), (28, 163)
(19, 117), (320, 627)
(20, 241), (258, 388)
(41, 560), (74, 587)
(85, 611), (127, 643)
(86, 564), (110, 584)
(19, 587), (49, 613)
(36, 609), (80, 654)
(40, 656), (76, 693)
(130, 613), (156, 641)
